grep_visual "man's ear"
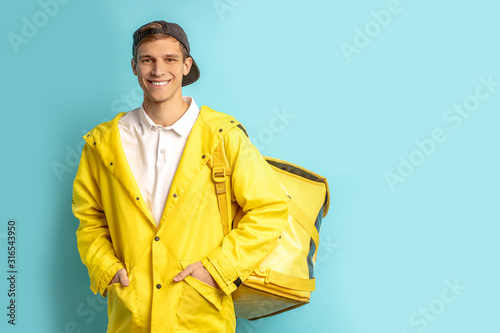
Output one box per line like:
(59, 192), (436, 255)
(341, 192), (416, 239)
(183, 57), (193, 76)
(131, 58), (138, 76)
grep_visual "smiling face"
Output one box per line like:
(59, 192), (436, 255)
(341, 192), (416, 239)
(131, 37), (193, 106)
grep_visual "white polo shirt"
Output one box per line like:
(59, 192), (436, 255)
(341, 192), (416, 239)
(118, 96), (200, 226)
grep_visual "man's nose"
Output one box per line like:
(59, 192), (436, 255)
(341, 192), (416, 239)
(151, 62), (165, 76)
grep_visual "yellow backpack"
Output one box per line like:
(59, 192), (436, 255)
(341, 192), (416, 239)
(209, 138), (330, 320)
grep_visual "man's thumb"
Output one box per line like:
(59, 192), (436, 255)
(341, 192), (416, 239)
(118, 269), (129, 287)
(173, 264), (195, 282)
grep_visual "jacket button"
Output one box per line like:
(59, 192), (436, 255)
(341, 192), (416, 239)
(230, 120), (234, 123)
(219, 129), (223, 132)
(173, 193), (177, 198)
(156, 284), (162, 289)
(110, 162), (113, 166)
(136, 197), (140, 201)
(202, 155), (206, 159)
(155, 236), (160, 241)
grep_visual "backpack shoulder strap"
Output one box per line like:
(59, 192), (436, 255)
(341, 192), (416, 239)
(201, 105), (249, 236)
(208, 139), (232, 236)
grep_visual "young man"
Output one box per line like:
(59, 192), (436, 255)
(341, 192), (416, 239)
(72, 20), (288, 332)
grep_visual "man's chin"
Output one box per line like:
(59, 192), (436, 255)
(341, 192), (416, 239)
(144, 95), (174, 105)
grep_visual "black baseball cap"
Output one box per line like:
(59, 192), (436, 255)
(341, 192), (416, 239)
(133, 20), (200, 86)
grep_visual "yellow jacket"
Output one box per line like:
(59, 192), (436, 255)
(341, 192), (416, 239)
(72, 106), (288, 332)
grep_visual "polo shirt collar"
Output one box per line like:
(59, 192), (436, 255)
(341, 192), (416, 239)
(139, 96), (199, 136)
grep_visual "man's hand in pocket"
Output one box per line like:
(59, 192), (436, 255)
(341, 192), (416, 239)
(109, 268), (129, 287)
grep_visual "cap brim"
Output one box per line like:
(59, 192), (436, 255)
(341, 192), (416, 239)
(182, 58), (200, 86)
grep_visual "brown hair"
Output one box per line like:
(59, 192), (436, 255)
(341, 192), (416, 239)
(132, 22), (189, 62)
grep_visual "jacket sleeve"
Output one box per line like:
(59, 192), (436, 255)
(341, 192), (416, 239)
(201, 127), (288, 295)
(72, 143), (125, 296)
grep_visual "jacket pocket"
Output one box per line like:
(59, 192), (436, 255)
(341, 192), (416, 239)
(107, 270), (141, 332)
(176, 260), (228, 331)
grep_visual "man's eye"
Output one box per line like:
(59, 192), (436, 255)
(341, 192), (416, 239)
(143, 59), (151, 63)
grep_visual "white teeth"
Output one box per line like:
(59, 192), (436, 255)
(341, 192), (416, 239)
(151, 81), (168, 86)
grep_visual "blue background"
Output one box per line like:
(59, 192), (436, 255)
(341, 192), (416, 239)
(1, 0), (499, 332)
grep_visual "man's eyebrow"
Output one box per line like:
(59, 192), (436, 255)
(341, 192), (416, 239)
(139, 54), (180, 59)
